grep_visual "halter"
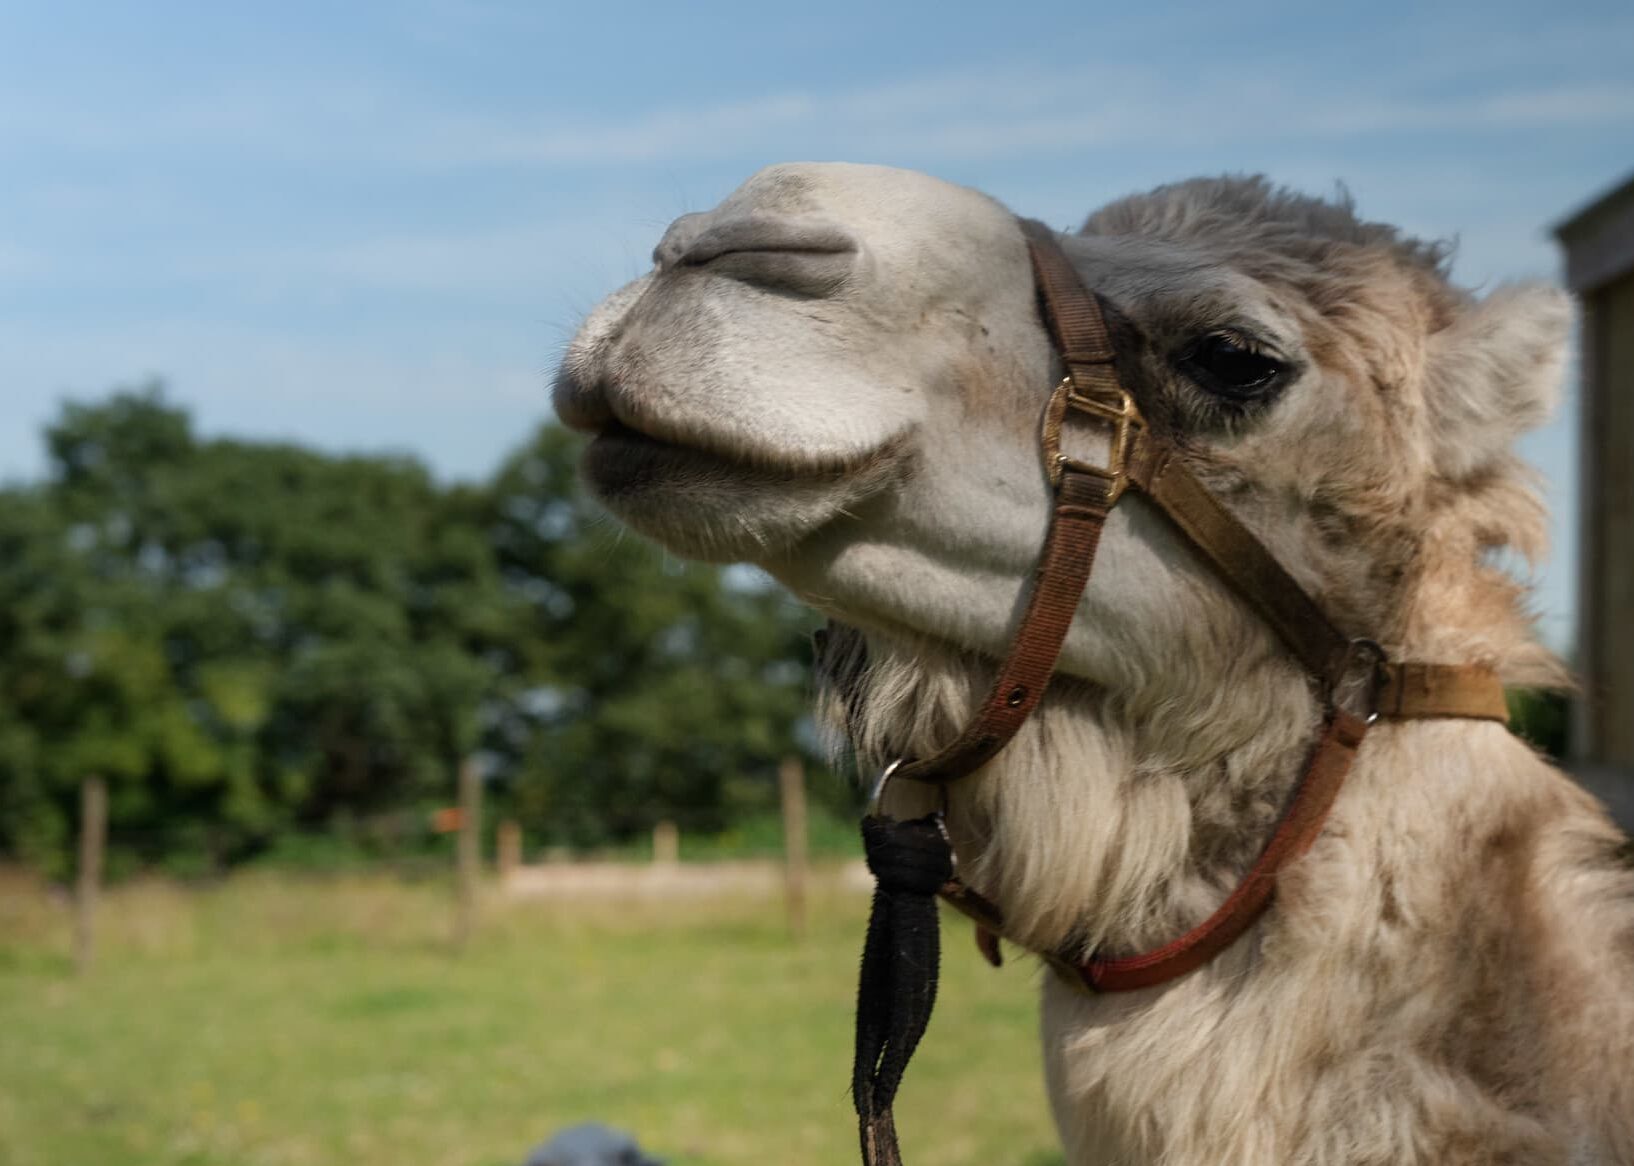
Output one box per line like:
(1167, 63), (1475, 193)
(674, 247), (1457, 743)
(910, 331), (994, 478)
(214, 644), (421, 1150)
(849, 219), (1509, 1166)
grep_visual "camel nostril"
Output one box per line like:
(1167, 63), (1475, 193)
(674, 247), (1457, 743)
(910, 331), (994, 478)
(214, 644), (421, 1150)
(668, 211), (857, 266)
(653, 211), (861, 296)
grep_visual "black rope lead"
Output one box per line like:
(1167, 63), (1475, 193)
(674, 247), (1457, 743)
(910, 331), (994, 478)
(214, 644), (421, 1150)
(853, 812), (955, 1166)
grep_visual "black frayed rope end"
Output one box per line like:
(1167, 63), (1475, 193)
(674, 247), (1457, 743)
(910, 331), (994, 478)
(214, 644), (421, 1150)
(852, 813), (955, 1166)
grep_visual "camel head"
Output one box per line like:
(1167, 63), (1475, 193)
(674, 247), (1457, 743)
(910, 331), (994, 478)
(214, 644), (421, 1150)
(555, 163), (1569, 735)
(555, 168), (1634, 1166)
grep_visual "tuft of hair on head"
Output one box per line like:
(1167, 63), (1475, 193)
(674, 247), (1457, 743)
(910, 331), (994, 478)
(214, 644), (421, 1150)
(1079, 174), (1454, 280)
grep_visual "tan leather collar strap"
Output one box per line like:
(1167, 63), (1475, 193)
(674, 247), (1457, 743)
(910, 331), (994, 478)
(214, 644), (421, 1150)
(1378, 661), (1508, 722)
(1079, 708), (1367, 989)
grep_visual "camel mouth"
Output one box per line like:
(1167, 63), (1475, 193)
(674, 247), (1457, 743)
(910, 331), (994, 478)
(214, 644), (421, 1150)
(582, 418), (900, 495)
(578, 418), (910, 563)
(556, 358), (895, 480)
(581, 419), (756, 493)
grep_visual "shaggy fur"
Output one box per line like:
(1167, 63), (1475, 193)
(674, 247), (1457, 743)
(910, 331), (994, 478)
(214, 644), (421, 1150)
(817, 626), (1634, 1164)
(556, 163), (1634, 1164)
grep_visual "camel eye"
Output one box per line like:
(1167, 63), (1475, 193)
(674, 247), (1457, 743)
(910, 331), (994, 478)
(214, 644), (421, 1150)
(1179, 331), (1287, 401)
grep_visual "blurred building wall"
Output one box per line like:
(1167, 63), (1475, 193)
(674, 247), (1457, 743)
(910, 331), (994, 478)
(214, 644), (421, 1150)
(1557, 172), (1634, 767)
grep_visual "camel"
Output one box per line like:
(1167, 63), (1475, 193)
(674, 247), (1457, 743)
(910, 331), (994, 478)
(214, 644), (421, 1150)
(553, 162), (1634, 1165)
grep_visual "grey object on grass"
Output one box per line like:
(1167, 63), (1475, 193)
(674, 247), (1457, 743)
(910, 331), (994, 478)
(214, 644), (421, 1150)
(524, 1123), (665, 1166)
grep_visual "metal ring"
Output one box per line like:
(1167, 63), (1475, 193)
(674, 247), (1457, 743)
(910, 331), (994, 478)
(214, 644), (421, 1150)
(866, 758), (954, 822)
(1332, 637), (1387, 726)
(867, 759), (905, 817)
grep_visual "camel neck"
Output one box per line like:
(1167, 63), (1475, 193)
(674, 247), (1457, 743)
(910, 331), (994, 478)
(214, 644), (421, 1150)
(824, 629), (1329, 959)
(954, 676), (1324, 959)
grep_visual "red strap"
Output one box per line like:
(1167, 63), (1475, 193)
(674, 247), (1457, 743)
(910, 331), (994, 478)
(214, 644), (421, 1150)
(935, 711), (1369, 993)
(1073, 709), (1367, 991)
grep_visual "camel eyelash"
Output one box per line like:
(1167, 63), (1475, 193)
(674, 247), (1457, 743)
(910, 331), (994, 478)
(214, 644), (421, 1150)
(1177, 328), (1292, 405)
(1210, 326), (1282, 360)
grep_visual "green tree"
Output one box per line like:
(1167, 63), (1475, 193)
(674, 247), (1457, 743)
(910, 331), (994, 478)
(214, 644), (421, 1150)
(0, 388), (235, 873)
(481, 424), (822, 847)
(0, 386), (832, 873)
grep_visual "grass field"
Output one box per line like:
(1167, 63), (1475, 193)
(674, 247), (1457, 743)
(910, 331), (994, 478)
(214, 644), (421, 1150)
(0, 868), (1063, 1166)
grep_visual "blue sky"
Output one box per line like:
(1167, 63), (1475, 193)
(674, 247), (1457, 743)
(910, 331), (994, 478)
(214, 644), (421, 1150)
(4, 1), (1632, 651)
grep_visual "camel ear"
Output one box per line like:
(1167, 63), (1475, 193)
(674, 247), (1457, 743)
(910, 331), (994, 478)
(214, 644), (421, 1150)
(1424, 284), (1572, 479)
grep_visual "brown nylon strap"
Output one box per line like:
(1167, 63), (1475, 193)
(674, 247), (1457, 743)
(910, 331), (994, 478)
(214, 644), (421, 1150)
(1026, 223), (1508, 724)
(1122, 391), (1509, 721)
(1026, 218), (1355, 691)
(891, 469), (1114, 785)
(883, 226), (1132, 788)
(1126, 440), (1354, 686)
(1020, 218), (1124, 399)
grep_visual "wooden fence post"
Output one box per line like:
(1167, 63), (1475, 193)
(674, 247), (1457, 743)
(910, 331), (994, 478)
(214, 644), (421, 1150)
(453, 758), (482, 952)
(74, 776), (107, 976)
(497, 819), (522, 882)
(779, 756), (809, 940)
(652, 820), (679, 866)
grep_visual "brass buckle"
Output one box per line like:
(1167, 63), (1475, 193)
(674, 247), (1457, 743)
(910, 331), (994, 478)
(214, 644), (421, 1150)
(1041, 374), (1142, 502)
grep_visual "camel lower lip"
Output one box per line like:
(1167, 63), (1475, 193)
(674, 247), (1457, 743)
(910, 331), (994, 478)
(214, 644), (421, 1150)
(582, 422), (753, 495)
(577, 421), (905, 564)
(583, 419), (898, 490)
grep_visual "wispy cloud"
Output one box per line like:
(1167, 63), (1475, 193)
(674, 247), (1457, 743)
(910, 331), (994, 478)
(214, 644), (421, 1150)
(180, 215), (648, 297)
(8, 54), (1631, 174)
(1296, 83), (1634, 136)
(380, 71), (1634, 169)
